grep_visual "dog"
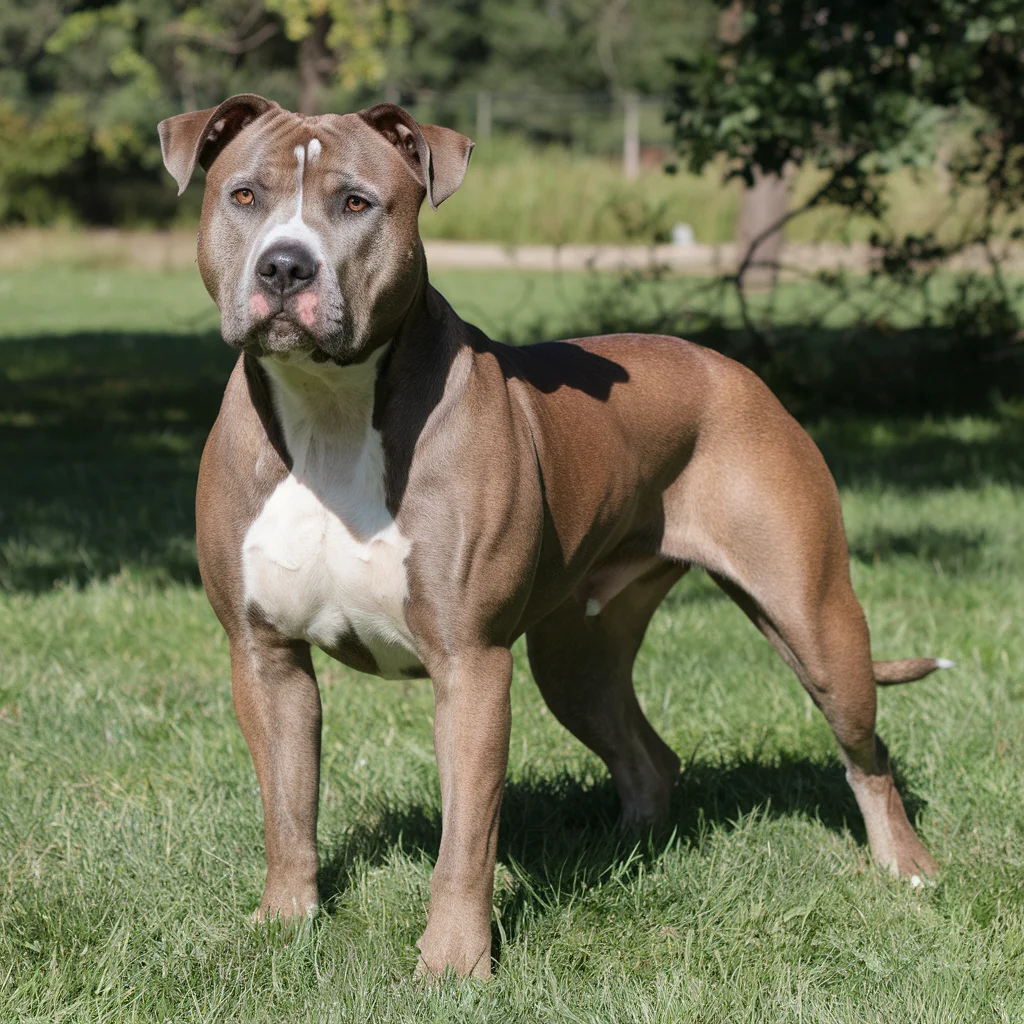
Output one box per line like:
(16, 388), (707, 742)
(158, 94), (950, 979)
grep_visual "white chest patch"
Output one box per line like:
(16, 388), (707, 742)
(241, 352), (423, 679)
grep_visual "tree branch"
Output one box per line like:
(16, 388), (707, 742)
(167, 20), (279, 56)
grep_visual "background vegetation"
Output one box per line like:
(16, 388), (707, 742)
(0, 0), (708, 228)
(5, 0), (1024, 406)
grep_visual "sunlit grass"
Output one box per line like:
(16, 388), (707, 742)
(1, 268), (1022, 1021)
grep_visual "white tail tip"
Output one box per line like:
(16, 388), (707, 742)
(584, 598), (601, 617)
(936, 658), (956, 670)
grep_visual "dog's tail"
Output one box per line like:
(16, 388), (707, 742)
(873, 657), (955, 685)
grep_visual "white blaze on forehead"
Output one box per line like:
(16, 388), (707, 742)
(255, 140), (324, 261)
(289, 144), (305, 223)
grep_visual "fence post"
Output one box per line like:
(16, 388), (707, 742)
(623, 92), (640, 181)
(476, 91), (492, 140)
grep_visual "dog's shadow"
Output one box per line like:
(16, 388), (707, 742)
(317, 755), (928, 959)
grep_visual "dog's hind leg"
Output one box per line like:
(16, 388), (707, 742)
(526, 561), (684, 827)
(655, 369), (937, 877)
(659, 415), (937, 876)
(708, 567), (937, 878)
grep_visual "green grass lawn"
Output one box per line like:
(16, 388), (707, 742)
(1, 267), (1023, 1022)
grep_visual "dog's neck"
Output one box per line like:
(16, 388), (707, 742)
(260, 348), (385, 470)
(260, 268), (461, 411)
(258, 272), (475, 510)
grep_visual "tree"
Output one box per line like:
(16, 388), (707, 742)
(0, 0), (717, 224)
(264, 0), (411, 112)
(396, 0), (715, 97)
(669, 0), (1024, 361)
(716, 1), (788, 290)
(0, 0), (413, 221)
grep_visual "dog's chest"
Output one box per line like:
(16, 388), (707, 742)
(241, 368), (422, 679)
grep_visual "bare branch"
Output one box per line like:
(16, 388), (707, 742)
(166, 20), (279, 56)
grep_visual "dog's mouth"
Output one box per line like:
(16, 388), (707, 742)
(229, 304), (354, 365)
(266, 310), (312, 339)
(219, 282), (357, 363)
(243, 314), (317, 355)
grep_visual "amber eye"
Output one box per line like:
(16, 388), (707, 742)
(232, 188), (254, 206)
(346, 195), (369, 212)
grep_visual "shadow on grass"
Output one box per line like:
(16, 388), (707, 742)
(0, 330), (234, 592)
(317, 754), (927, 960)
(813, 418), (1024, 491)
(1, 326), (1022, 593)
(848, 525), (988, 573)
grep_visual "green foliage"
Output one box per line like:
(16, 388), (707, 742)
(0, 0), (413, 222)
(670, 1), (1024, 370)
(672, 2), (1024, 188)
(670, 0), (1024, 250)
(0, 97), (90, 223)
(400, 0), (713, 95)
(265, 0), (411, 89)
(417, 136), (737, 245)
(0, 0), (717, 226)
(0, 0), (299, 223)
(45, 2), (165, 164)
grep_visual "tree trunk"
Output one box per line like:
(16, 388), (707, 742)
(298, 14), (332, 115)
(737, 166), (788, 290)
(718, 1), (788, 290)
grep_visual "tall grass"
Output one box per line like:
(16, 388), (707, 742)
(417, 135), (740, 246)
(421, 135), (1024, 247)
(2, 133), (1020, 249)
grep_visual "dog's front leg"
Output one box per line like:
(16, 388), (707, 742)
(417, 647), (512, 980)
(230, 635), (322, 925)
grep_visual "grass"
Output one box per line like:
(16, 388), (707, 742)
(1, 266), (1023, 1022)
(417, 137), (740, 246)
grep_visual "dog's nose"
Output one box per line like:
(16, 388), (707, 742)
(256, 241), (319, 296)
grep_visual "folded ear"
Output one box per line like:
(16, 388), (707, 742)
(358, 103), (474, 210)
(418, 122), (475, 206)
(158, 94), (275, 196)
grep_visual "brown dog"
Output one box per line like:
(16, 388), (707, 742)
(158, 94), (949, 979)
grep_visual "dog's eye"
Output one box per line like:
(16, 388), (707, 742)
(232, 189), (255, 206)
(346, 195), (370, 212)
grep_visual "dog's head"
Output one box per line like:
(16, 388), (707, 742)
(159, 95), (473, 364)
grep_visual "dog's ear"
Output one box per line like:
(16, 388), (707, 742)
(158, 94), (275, 196)
(358, 103), (474, 209)
(418, 121), (475, 207)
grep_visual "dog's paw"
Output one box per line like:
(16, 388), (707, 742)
(251, 888), (319, 929)
(415, 927), (492, 981)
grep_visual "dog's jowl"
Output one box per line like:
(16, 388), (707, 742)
(159, 95), (949, 980)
